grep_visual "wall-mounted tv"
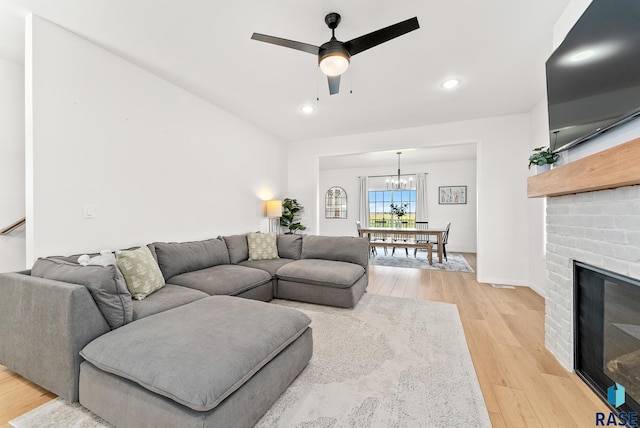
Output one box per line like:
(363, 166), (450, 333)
(546, 0), (640, 152)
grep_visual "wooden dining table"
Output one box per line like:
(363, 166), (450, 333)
(358, 226), (447, 265)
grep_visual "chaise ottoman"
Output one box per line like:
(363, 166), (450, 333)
(78, 296), (312, 428)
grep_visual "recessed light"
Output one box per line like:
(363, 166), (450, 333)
(570, 49), (594, 62)
(301, 105), (315, 114)
(442, 79), (461, 89)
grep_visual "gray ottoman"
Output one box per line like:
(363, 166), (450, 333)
(79, 296), (312, 428)
(276, 259), (368, 308)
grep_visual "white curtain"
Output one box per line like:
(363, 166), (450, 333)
(359, 176), (369, 226)
(416, 173), (428, 221)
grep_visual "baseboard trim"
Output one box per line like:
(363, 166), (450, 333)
(476, 276), (528, 287)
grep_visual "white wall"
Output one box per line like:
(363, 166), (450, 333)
(553, 0), (592, 50)
(526, 0), (583, 301)
(319, 159), (477, 253)
(25, 16), (287, 262)
(528, 99), (550, 297)
(317, 168), (360, 237)
(289, 114), (531, 286)
(0, 58), (25, 273)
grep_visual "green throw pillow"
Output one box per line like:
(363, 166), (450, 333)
(116, 246), (165, 300)
(247, 232), (279, 261)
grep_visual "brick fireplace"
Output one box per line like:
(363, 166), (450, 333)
(528, 138), (640, 371)
(545, 185), (640, 369)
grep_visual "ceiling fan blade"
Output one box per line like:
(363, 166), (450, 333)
(251, 33), (319, 55)
(328, 75), (341, 95)
(344, 17), (420, 56)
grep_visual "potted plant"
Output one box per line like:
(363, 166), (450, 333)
(280, 198), (307, 234)
(528, 146), (559, 173)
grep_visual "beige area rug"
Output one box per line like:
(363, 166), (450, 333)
(10, 399), (111, 428)
(369, 251), (475, 272)
(11, 294), (490, 428)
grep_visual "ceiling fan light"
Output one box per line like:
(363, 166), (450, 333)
(319, 53), (349, 76)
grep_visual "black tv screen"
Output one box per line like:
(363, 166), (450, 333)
(546, 0), (640, 152)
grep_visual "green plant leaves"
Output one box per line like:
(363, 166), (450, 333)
(280, 197), (307, 234)
(528, 146), (559, 169)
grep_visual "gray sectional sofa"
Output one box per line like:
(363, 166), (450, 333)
(0, 233), (369, 428)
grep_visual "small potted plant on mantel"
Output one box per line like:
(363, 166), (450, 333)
(528, 146), (559, 174)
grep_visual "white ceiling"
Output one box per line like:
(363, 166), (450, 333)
(0, 0), (569, 143)
(319, 144), (477, 170)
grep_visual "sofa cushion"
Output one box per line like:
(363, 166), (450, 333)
(131, 284), (208, 320)
(239, 258), (295, 278)
(46, 255), (84, 264)
(31, 258), (132, 329)
(116, 247), (165, 300)
(301, 236), (369, 268)
(277, 234), (303, 260)
(167, 265), (271, 296)
(80, 296), (311, 412)
(221, 234), (249, 264)
(153, 238), (230, 281)
(247, 232), (278, 261)
(275, 259), (365, 289)
(146, 244), (159, 263)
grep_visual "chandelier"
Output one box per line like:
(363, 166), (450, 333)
(386, 152), (413, 190)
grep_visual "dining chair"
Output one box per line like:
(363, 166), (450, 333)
(372, 219), (389, 256)
(391, 220), (409, 257)
(436, 222), (451, 262)
(356, 221), (376, 257)
(413, 221), (430, 258)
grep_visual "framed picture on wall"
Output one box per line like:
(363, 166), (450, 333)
(438, 186), (467, 204)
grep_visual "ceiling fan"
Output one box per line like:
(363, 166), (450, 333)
(251, 13), (420, 95)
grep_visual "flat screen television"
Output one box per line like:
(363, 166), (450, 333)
(546, 0), (640, 152)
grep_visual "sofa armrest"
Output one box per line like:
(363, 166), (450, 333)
(0, 272), (110, 402)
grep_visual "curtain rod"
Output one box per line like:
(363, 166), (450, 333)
(358, 173), (428, 178)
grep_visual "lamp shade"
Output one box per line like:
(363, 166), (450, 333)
(266, 200), (282, 218)
(318, 40), (350, 76)
(319, 53), (349, 76)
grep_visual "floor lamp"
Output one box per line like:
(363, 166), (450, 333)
(266, 200), (282, 233)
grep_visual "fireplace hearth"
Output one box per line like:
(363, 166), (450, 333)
(575, 261), (640, 413)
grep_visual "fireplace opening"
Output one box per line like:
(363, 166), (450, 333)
(574, 261), (640, 413)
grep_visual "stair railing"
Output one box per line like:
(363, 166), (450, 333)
(0, 217), (26, 235)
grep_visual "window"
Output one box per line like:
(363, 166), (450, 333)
(368, 190), (416, 227)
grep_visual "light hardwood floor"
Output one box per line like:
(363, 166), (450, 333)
(0, 253), (608, 427)
(367, 253), (608, 427)
(0, 366), (55, 428)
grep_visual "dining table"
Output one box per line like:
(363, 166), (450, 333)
(357, 226), (448, 265)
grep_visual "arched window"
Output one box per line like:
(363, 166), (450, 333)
(325, 187), (347, 219)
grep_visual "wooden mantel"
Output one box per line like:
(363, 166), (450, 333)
(527, 138), (640, 198)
